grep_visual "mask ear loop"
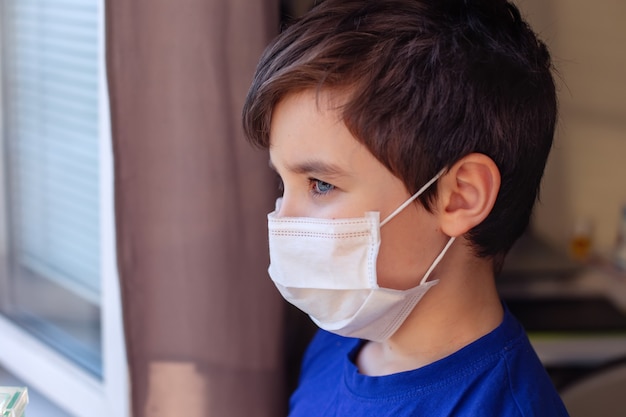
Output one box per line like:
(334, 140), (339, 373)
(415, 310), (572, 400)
(419, 236), (456, 285)
(380, 169), (446, 227)
(377, 168), (454, 285)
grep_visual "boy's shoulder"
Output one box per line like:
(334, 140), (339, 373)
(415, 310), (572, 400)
(289, 308), (569, 417)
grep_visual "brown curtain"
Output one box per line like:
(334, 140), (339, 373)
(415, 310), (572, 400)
(105, 1), (284, 416)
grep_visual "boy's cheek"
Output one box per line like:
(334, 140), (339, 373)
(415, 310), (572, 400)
(376, 217), (444, 290)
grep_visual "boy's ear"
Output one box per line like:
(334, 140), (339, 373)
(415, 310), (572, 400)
(436, 153), (500, 237)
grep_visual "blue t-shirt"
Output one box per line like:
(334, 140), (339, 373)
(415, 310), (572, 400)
(289, 307), (569, 416)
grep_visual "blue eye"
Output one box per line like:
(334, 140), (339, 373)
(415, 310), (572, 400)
(311, 179), (335, 195)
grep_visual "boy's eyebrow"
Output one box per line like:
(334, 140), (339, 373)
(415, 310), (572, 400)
(268, 159), (348, 178)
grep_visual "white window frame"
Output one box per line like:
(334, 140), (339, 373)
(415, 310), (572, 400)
(0, 2), (129, 416)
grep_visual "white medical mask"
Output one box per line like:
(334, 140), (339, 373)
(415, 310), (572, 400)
(267, 171), (455, 342)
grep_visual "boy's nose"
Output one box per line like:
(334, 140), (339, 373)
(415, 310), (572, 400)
(274, 194), (301, 218)
(273, 197), (284, 216)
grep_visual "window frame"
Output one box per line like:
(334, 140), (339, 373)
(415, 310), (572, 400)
(0, 1), (128, 416)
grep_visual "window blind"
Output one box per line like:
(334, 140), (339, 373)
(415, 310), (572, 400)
(3, 0), (101, 303)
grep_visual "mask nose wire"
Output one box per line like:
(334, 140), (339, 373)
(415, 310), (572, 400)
(380, 169), (445, 227)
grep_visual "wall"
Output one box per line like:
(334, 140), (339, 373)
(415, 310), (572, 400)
(518, 0), (626, 257)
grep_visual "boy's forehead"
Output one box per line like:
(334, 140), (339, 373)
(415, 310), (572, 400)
(270, 88), (349, 125)
(269, 90), (351, 148)
(267, 90), (377, 177)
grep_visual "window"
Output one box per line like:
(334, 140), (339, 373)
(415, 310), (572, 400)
(0, 1), (127, 416)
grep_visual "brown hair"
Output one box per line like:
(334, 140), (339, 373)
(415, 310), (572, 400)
(242, 0), (557, 269)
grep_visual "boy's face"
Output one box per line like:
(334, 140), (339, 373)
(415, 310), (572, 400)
(269, 89), (447, 290)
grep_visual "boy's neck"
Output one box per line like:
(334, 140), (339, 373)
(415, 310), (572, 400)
(356, 249), (503, 377)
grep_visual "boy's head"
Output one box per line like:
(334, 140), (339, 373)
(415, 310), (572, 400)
(242, 0), (557, 271)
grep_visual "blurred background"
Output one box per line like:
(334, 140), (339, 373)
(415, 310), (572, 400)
(521, 0), (626, 258)
(0, 0), (625, 416)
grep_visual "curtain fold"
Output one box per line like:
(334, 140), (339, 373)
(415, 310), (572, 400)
(106, 1), (283, 415)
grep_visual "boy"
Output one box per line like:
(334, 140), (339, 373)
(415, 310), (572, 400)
(242, 0), (569, 415)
